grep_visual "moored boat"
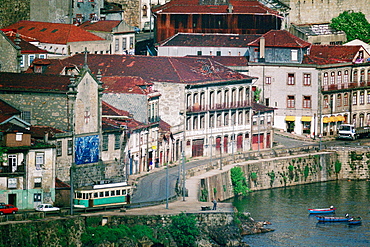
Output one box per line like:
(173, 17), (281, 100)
(316, 215), (352, 222)
(348, 217), (362, 225)
(308, 206), (336, 214)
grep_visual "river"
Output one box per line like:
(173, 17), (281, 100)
(227, 180), (370, 247)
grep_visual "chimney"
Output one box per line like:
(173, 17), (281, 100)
(259, 37), (265, 62)
(227, 4), (233, 13)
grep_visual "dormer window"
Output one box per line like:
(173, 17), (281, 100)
(34, 65), (42, 73)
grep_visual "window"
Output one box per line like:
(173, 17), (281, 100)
(265, 77), (271, 85)
(68, 140), (73, 155)
(36, 153), (44, 170)
(353, 92), (357, 105)
(122, 38), (127, 51)
(323, 72), (328, 85)
(21, 111), (31, 123)
(303, 73), (311, 86)
(142, 5), (148, 17)
(56, 141), (62, 156)
(115, 39), (119, 52)
(16, 133), (23, 141)
(129, 37), (134, 49)
(287, 95), (295, 108)
(323, 96), (329, 108)
(28, 55), (35, 65)
(197, 51), (202, 56)
(39, 54), (46, 59)
(337, 71), (342, 84)
(287, 73), (295, 85)
(34, 177), (42, 188)
(114, 135), (120, 150)
(337, 94), (342, 107)
(291, 50), (298, 61)
(344, 70), (349, 83)
(353, 70), (358, 83)
(360, 70), (365, 82)
(8, 178), (17, 189)
(102, 134), (108, 151)
(330, 72), (335, 85)
(34, 193), (41, 202)
(367, 91), (370, 104)
(360, 91), (365, 105)
(34, 66), (42, 73)
(8, 154), (17, 172)
(344, 93), (349, 106)
(216, 51), (221, 56)
(303, 96), (311, 108)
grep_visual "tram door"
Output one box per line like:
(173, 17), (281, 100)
(89, 198), (94, 207)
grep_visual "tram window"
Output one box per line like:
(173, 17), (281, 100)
(116, 190), (120, 195)
(94, 192), (98, 198)
(77, 192), (82, 199)
(111, 190), (115, 196)
(122, 190), (127, 195)
(99, 192), (104, 197)
(83, 193), (86, 199)
(105, 191), (109, 197)
(89, 193), (92, 199)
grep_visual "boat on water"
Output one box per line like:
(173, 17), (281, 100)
(316, 215), (352, 222)
(308, 206), (336, 214)
(348, 217), (362, 225)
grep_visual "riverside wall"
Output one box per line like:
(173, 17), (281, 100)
(196, 148), (370, 202)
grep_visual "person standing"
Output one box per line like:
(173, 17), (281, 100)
(212, 198), (217, 210)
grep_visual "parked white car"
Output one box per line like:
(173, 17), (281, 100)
(35, 204), (60, 212)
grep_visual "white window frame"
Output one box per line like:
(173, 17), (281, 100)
(36, 153), (44, 170)
(291, 50), (298, 61)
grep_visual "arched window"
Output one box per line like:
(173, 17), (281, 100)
(323, 96), (329, 108)
(337, 94), (342, 107)
(344, 93), (349, 106)
(353, 70), (358, 83)
(344, 70), (349, 84)
(353, 92), (357, 105)
(360, 70), (365, 82)
(142, 5), (148, 17)
(337, 71), (342, 84)
(323, 72), (328, 85)
(330, 72), (335, 85)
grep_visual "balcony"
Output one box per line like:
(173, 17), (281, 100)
(187, 100), (251, 113)
(322, 81), (370, 92)
(0, 165), (25, 176)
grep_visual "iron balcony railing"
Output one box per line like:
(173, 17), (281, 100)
(187, 100), (251, 113)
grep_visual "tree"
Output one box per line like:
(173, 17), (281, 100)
(330, 11), (370, 43)
(168, 213), (199, 247)
(230, 166), (251, 196)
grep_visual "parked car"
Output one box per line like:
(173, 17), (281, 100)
(35, 204), (60, 212)
(0, 204), (18, 215)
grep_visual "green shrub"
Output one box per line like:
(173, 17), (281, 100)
(230, 166), (251, 196)
(168, 213), (199, 247)
(334, 160), (342, 174)
(250, 172), (258, 181)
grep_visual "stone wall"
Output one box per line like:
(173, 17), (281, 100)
(107, 0), (140, 27)
(0, 32), (19, 73)
(199, 148), (370, 202)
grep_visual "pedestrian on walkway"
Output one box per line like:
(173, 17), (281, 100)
(212, 198), (217, 210)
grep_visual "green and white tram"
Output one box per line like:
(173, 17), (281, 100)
(74, 182), (132, 208)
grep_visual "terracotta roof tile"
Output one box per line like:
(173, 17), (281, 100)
(102, 101), (131, 116)
(3, 21), (105, 44)
(0, 99), (20, 117)
(0, 72), (72, 92)
(101, 76), (151, 94)
(187, 55), (248, 67)
(2, 30), (48, 54)
(79, 20), (122, 32)
(248, 30), (311, 48)
(303, 45), (363, 65)
(30, 126), (65, 139)
(27, 54), (254, 84)
(153, 0), (280, 16)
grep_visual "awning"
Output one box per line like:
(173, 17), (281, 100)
(285, 116), (295, 121)
(337, 115), (345, 122)
(323, 117), (330, 123)
(301, 116), (312, 122)
(329, 116), (337, 122)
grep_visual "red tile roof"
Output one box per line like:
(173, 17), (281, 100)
(187, 55), (248, 67)
(159, 33), (262, 47)
(2, 30), (48, 54)
(303, 45), (363, 65)
(102, 101), (131, 117)
(101, 76), (152, 94)
(30, 126), (65, 139)
(3, 21), (105, 45)
(27, 54), (254, 84)
(79, 20), (122, 32)
(56, 178), (71, 189)
(0, 99), (20, 117)
(0, 72), (72, 92)
(248, 30), (311, 48)
(153, 0), (280, 16)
